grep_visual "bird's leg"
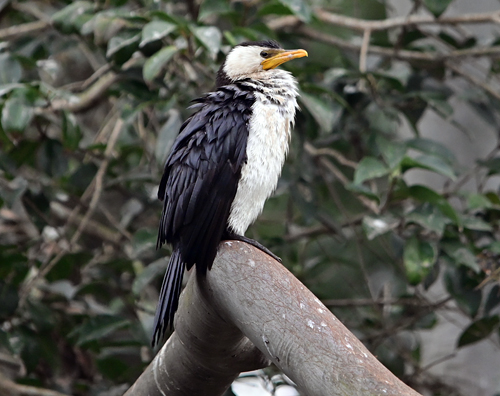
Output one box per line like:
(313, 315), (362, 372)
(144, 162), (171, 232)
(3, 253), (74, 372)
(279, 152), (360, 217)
(222, 232), (282, 263)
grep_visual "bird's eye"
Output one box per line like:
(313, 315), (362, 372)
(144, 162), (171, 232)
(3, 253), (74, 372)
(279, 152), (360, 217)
(260, 51), (269, 58)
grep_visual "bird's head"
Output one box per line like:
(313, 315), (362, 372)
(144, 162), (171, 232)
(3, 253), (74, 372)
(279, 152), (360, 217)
(216, 40), (308, 87)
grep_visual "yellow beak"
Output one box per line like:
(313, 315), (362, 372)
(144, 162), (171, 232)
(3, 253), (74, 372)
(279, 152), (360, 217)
(261, 49), (308, 70)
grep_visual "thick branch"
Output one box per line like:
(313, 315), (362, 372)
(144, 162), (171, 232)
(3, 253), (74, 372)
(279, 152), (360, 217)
(127, 242), (423, 396)
(124, 252), (269, 396)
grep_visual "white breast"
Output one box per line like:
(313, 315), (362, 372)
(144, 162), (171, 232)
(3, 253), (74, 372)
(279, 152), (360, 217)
(228, 73), (298, 235)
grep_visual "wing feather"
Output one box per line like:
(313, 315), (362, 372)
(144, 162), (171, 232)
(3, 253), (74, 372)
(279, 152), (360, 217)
(157, 86), (255, 272)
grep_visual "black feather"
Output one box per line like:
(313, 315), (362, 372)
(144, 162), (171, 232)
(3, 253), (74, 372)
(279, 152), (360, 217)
(152, 84), (256, 346)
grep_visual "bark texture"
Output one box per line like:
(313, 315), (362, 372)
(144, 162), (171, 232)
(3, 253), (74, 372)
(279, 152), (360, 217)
(125, 241), (423, 396)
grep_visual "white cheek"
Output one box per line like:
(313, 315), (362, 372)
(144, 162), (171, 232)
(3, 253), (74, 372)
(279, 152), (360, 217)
(223, 47), (263, 79)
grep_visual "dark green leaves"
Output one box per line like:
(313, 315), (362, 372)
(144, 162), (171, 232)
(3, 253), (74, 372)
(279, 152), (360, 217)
(423, 0), (453, 17)
(70, 315), (130, 347)
(140, 21), (177, 48)
(458, 316), (500, 347)
(404, 236), (437, 285)
(143, 46), (178, 82)
(0, 53), (22, 84)
(192, 26), (222, 57)
(51, 1), (95, 34)
(353, 157), (389, 185)
(1, 95), (33, 133)
(277, 0), (312, 22)
(300, 91), (342, 134)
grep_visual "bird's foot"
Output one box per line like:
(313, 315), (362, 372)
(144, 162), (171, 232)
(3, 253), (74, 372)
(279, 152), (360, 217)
(223, 233), (282, 263)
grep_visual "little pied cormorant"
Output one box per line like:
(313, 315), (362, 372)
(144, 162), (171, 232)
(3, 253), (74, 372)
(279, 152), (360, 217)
(152, 40), (308, 346)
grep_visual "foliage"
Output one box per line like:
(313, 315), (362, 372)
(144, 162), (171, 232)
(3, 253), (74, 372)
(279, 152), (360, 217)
(0, 0), (499, 395)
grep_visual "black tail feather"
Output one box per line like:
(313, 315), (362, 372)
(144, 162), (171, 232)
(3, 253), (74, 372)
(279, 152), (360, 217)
(151, 249), (185, 347)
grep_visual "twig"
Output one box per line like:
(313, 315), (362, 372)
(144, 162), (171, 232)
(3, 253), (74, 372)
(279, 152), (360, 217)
(0, 373), (69, 396)
(309, 147), (358, 168)
(42, 72), (120, 113)
(304, 142), (380, 214)
(359, 28), (371, 74)
(446, 61), (500, 101)
(70, 118), (124, 244)
(11, 2), (51, 22)
(315, 8), (500, 32)
(297, 25), (500, 63)
(50, 202), (124, 244)
(0, 20), (50, 41)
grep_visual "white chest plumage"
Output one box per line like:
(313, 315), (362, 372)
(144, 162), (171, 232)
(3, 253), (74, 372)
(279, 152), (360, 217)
(228, 72), (298, 235)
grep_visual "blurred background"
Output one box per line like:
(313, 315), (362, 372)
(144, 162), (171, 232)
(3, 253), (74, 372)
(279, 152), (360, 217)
(0, 0), (499, 395)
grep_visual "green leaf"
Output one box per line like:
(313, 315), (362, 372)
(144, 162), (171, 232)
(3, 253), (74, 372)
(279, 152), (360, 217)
(140, 21), (177, 48)
(69, 315), (130, 346)
(418, 91), (453, 117)
(192, 26), (222, 57)
(444, 264), (482, 317)
(1, 96), (33, 133)
(51, 1), (94, 34)
(442, 242), (480, 272)
(408, 185), (460, 226)
(465, 193), (493, 210)
(366, 104), (400, 134)
(0, 280), (19, 320)
(404, 236), (437, 285)
(401, 155), (456, 180)
(458, 316), (499, 347)
(61, 111), (82, 150)
(258, 3), (293, 17)
(277, 0), (311, 22)
(406, 203), (450, 237)
(346, 183), (380, 203)
(0, 54), (22, 84)
(485, 285), (500, 316)
(132, 228), (158, 257)
(132, 258), (168, 295)
(407, 138), (455, 163)
(461, 216), (492, 232)
(299, 91), (341, 134)
(143, 46), (178, 82)
(198, 0), (232, 21)
(362, 214), (399, 240)
(423, 0), (453, 17)
(36, 139), (69, 177)
(106, 32), (141, 64)
(376, 136), (406, 170)
(353, 157), (389, 185)
(487, 241), (500, 254)
(478, 157), (500, 175)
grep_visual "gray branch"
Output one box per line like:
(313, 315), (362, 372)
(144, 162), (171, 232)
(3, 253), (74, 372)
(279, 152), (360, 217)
(125, 241), (423, 396)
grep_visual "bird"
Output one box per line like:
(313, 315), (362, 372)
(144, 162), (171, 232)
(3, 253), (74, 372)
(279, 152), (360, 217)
(152, 40), (307, 347)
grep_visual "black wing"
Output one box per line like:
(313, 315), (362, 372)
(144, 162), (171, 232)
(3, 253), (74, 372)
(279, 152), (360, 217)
(157, 85), (255, 273)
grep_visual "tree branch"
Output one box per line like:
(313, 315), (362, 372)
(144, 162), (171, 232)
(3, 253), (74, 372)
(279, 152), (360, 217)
(41, 72), (120, 114)
(315, 8), (500, 31)
(268, 10), (500, 64)
(296, 25), (500, 63)
(126, 242), (423, 396)
(0, 20), (50, 41)
(0, 373), (69, 396)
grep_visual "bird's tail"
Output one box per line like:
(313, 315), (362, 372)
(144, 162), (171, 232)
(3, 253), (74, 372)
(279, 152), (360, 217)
(151, 249), (185, 347)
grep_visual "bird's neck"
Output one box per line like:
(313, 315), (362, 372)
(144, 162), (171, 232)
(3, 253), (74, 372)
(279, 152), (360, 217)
(238, 69), (299, 106)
